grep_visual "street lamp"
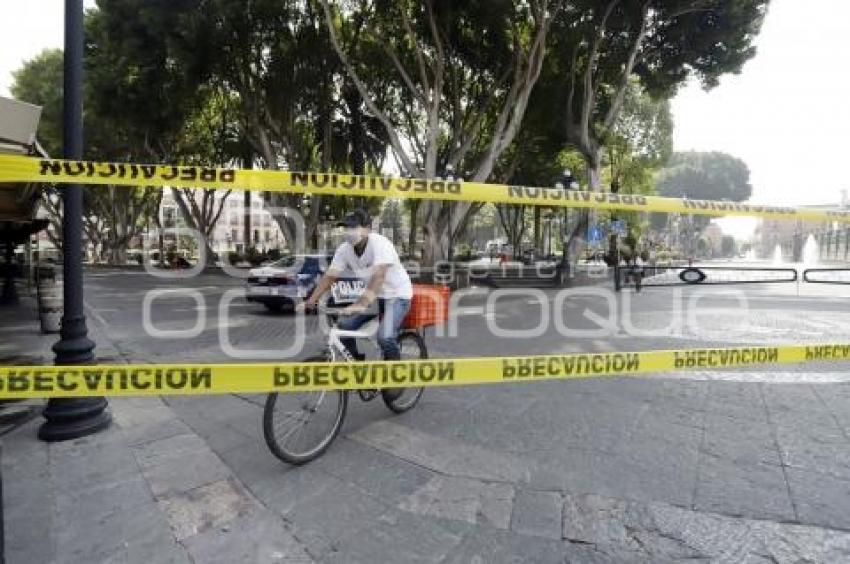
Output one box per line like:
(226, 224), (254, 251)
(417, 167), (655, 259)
(40, 0), (111, 441)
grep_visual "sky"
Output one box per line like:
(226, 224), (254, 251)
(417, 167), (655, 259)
(672, 0), (850, 237)
(2, 0), (848, 240)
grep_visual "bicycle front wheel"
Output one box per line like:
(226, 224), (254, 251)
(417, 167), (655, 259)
(382, 332), (427, 414)
(263, 354), (347, 465)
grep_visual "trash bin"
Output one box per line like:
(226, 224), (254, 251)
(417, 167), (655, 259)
(39, 296), (62, 334)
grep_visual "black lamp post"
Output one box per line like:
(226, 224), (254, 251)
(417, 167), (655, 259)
(39, 0), (111, 441)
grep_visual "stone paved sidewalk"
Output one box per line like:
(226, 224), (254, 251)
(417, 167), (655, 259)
(5, 286), (850, 562)
(2, 294), (314, 563)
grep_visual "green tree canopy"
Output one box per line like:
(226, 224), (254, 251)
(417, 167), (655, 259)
(656, 151), (752, 202)
(10, 49), (64, 157)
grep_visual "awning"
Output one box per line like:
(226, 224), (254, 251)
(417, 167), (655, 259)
(0, 96), (46, 239)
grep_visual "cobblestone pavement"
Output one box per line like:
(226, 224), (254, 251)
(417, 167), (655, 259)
(5, 268), (850, 562)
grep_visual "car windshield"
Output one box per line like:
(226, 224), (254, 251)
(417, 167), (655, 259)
(267, 256), (298, 268)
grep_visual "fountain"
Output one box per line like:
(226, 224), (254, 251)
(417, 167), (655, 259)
(772, 244), (783, 264)
(802, 234), (819, 265)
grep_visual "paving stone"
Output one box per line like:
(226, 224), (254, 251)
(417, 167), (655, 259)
(563, 492), (850, 562)
(309, 437), (435, 503)
(443, 527), (610, 564)
(188, 418), (255, 455)
(786, 467), (850, 530)
(694, 454), (795, 522)
(137, 446), (231, 499)
(110, 396), (177, 428)
(324, 509), (466, 564)
(349, 419), (533, 482)
(588, 447), (697, 508)
(775, 425), (850, 479)
(52, 439), (141, 492)
(702, 413), (782, 466)
(614, 421), (702, 460)
(562, 493), (637, 549)
(214, 435), (289, 487)
(525, 447), (598, 493)
(399, 475), (514, 529)
(762, 384), (823, 415)
(56, 472), (154, 526)
(521, 399), (631, 453)
(510, 489), (563, 539)
(814, 385), (850, 434)
(247, 465), (347, 517)
(705, 382), (768, 422)
(4, 498), (56, 564)
(283, 478), (390, 556)
(170, 393), (262, 425)
(120, 416), (195, 447)
(183, 507), (314, 563)
(638, 403), (705, 429)
(158, 478), (253, 541)
(131, 432), (209, 469)
(55, 500), (183, 564)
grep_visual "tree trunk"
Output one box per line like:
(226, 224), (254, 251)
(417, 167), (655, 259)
(407, 202), (419, 259)
(565, 155), (602, 266)
(533, 206), (541, 253)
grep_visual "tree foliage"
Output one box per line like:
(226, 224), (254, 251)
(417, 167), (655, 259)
(656, 151), (752, 202)
(10, 0), (769, 263)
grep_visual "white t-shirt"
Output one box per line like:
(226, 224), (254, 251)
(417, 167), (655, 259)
(330, 233), (413, 299)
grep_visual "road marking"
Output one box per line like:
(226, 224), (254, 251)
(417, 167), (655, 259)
(653, 371), (850, 384)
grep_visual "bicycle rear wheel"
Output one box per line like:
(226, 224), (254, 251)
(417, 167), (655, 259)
(263, 354), (347, 465)
(382, 332), (427, 414)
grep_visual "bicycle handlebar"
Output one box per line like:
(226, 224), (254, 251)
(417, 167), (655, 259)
(314, 303), (361, 316)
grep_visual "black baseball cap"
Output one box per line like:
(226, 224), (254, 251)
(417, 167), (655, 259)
(336, 208), (371, 228)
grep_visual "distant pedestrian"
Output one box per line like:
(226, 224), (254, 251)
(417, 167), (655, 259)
(631, 255), (644, 292)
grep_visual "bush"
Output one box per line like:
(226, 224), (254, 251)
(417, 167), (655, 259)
(453, 243), (475, 262)
(245, 247), (265, 266)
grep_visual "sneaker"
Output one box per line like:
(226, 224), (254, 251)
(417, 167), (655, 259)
(381, 388), (404, 402)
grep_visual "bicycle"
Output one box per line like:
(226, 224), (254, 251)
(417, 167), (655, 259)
(263, 304), (427, 465)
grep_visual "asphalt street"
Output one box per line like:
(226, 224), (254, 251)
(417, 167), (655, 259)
(58, 265), (850, 561)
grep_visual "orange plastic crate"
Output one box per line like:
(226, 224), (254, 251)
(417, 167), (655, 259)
(402, 284), (450, 329)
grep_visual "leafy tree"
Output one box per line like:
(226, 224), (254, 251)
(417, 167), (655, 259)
(603, 80), (672, 195)
(10, 49), (64, 158)
(551, 0), (767, 183)
(10, 46), (164, 263)
(529, 0), (767, 261)
(11, 50), (67, 252)
(322, 0), (558, 265)
(653, 150), (752, 234)
(600, 80), (672, 260)
(656, 151), (752, 202)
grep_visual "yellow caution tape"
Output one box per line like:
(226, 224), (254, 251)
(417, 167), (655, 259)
(0, 343), (848, 399)
(2, 154), (848, 222)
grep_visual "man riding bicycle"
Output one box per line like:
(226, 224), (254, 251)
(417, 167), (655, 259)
(299, 208), (413, 372)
